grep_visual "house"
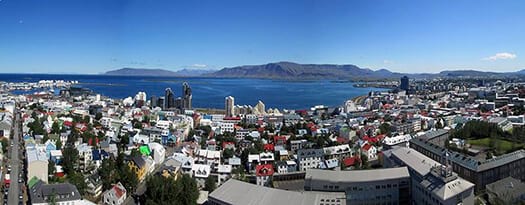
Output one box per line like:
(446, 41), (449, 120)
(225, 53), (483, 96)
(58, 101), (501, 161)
(319, 158), (339, 170)
(217, 164), (232, 185)
(192, 164), (211, 188)
(77, 143), (93, 172)
(259, 152), (274, 164)
(160, 157), (182, 180)
(297, 148), (324, 171)
(85, 173), (103, 198)
(103, 182), (127, 205)
(173, 153), (194, 174)
(255, 164), (274, 187)
(27, 148), (49, 183)
(148, 142), (166, 165)
(275, 161), (297, 174)
(227, 157), (241, 169)
(92, 149), (110, 169)
(486, 177), (525, 205)
(323, 144), (353, 160)
(50, 149), (62, 164)
(128, 156), (147, 182)
(361, 144), (378, 161)
(29, 178), (82, 205)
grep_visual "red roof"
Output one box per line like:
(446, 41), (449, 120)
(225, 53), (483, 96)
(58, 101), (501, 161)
(336, 137), (348, 144)
(223, 117), (241, 121)
(263, 144), (274, 151)
(362, 144), (373, 151)
(343, 156), (360, 167)
(112, 184), (126, 199)
(63, 121), (73, 127)
(255, 164), (274, 176)
(273, 136), (286, 143)
(222, 142), (235, 149)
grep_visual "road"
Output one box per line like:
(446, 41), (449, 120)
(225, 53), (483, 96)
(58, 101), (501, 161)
(8, 110), (21, 204)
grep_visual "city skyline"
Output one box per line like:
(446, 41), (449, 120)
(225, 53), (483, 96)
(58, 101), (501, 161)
(1, 0), (524, 74)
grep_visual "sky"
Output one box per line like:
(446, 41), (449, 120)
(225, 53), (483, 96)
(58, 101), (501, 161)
(0, 0), (524, 74)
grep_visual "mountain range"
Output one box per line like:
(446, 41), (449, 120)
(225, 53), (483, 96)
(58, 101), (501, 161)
(104, 62), (525, 80)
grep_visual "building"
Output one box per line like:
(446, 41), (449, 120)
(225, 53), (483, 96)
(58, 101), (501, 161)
(27, 148), (49, 183)
(486, 177), (525, 205)
(165, 88), (175, 109)
(255, 100), (266, 114)
(182, 82), (192, 110)
(297, 148), (324, 171)
(225, 96), (234, 117)
(103, 182), (127, 205)
(255, 164), (274, 186)
(389, 147), (475, 205)
(410, 137), (525, 193)
(400, 76), (410, 91)
(208, 179), (347, 205)
(29, 179), (82, 205)
(304, 167), (411, 205)
(128, 156), (147, 182)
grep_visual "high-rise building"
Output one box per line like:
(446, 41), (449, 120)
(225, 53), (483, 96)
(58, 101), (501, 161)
(150, 95), (158, 108)
(400, 76), (409, 91)
(164, 88), (175, 109)
(158, 97), (165, 109)
(225, 96), (235, 117)
(182, 82), (192, 110)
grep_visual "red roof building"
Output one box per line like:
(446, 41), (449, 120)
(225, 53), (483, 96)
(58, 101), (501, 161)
(255, 164), (274, 176)
(263, 144), (275, 152)
(273, 136), (287, 145)
(343, 156), (361, 167)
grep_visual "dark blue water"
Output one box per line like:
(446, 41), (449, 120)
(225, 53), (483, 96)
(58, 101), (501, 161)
(0, 74), (386, 109)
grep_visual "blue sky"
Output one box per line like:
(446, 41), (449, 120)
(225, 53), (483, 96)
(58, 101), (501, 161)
(0, 0), (524, 74)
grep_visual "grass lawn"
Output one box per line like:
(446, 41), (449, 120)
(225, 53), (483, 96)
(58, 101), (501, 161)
(467, 138), (523, 154)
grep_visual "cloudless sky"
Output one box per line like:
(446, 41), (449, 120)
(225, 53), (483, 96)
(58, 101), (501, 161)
(0, 0), (524, 74)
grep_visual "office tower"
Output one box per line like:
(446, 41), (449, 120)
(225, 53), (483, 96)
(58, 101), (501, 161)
(400, 76), (409, 91)
(225, 96), (235, 117)
(182, 82), (192, 110)
(150, 95), (158, 108)
(164, 88), (175, 109)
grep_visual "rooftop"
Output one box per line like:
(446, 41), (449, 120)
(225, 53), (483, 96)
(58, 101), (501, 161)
(305, 167), (409, 184)
(209, 179), (346, 205)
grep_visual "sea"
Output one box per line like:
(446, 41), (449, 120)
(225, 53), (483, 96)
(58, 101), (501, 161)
(0, 74), (387, 110)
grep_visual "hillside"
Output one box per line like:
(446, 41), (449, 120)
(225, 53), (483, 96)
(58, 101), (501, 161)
(104, 68), (178, 76)
(206, 62), (402, 80)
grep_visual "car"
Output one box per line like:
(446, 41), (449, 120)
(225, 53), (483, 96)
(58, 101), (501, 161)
(19, 194), (23, 199)
(18, 179), (23, 183)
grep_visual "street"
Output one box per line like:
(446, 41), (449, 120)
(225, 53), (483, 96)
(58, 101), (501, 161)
(8, 110), (22, 205)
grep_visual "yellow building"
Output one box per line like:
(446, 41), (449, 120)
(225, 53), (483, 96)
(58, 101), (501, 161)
(128, 156), (147, 182)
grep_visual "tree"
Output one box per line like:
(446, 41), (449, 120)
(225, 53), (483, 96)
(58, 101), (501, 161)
(100, 158), (118, 190)
(118, 165), (138, 194)
(55, 138), (63, 150)
(204, 176), (217, 192)
(144, 174), (199, 205)
(51, 121), (61, 134)
(222, 148), (235, 159)
(379, 123), (392, 136)
(48, 160), (56, 176)
(62, 146), (79, 174)
(67, 172), (87, 195)
(95, 112), (103, 121)
(0, 138), (7, 154)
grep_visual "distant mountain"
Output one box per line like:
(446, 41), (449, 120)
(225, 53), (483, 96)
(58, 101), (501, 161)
(173, 68), (215, 77)
(206, 62), (402, 80)
(104, 68), (216, 77)
(104, 68), (178, 76)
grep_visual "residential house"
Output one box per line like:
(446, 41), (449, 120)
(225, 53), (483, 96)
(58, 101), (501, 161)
(217, 164), (232, 185)
(103, 182), (127, 205)
(297, 148), (324, 171)
(361, 144), (378, 161)
(29, 179), (82, 205)
(255, 164), (274, 187)
(191, 164), (211, 188)
(128, 156), (147, 182)
(27, 148), (49, 183)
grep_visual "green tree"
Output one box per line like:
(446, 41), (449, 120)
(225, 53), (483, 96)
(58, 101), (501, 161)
(51, 121), (61, 134)
(67, 172), (87, 195)
(118, 165), (138, 194)
(62, 146), (79, 174)
(100, 158), (119, 190)
(56, 138), (63, 150)
(48, 160), (56, 176)
(204, 176), (217, 192)
(222, 148), (235, 159)
(95, 112), (103, 121)
(379, 123), (392, 136)
(0, 138), (7, 154)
